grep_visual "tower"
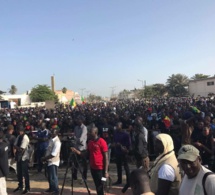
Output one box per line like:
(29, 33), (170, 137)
(51, 75), (55, 92)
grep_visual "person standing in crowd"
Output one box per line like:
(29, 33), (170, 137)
(192, 126), (214, 168)
(13, 125), (30, 194)
(98, 117), (114, 164)
(148, 134), (181, 195)
(42, 128), (61, 195)
(178, 145), (215, 195)
(0, 130), (9, 195)
(191, 120), (205, 142)
(35, 122), (49, 173)
(4, 125), (17, 173)
(130, 169), (154, 195)
(133, 121), (149, 171)
(135, 116), (148, 143)
(112, 122), (130, 186)
(71, 126), (109, 195)
(180, 111), (195, 145)
(73, 116), (88, 182)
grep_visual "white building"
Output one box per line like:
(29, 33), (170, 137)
(1, 94), (31, 106)
(189, 77), (215, 97)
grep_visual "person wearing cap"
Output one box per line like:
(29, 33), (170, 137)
(34, 122), (49, 173)
(13, 125), (30, 194)
(42, 128), (61, 195)
(178, 145), (215, 195)
(148, 134), (181, 195)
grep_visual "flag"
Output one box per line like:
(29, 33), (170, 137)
(190, 106), (201, 114)
(70, 98), (76, 107)
(81, 96), (85, 104)
(163, 116), (171, 128)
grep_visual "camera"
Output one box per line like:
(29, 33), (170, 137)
(67, 136), (83, 148)
(67, 136), (78, 147)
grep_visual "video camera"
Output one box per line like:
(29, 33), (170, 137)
(66, 135), (83, 148)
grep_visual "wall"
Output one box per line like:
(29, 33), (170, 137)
(1, 94), (31, 105)
(189, 77), (215, 97)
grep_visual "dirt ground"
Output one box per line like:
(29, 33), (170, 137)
(7, 163), (134, 195)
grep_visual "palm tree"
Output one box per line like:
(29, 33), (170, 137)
(191, 74), (210, 80)
(62, 87), (67, 94)
(152, 83), (168, 97)
(166, 74), (189, 97)
(0, 90), (6, 99)
(9, 85), (17, 95)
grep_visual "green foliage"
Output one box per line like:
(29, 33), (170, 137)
(0, 90), (5, 100)
(166, 74), (189, 97)
(87, 94), (102, 102)
(0, 90), (5, 95)
(118, 89), (131, 99)
(191, 74), (210, 80)
(9, 85), (17, 94)
(29, 85), (58, 102)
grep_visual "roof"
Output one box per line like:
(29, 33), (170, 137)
(189, 76), (215, 83)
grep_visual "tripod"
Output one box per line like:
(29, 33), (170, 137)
(60, 152), (91, 195)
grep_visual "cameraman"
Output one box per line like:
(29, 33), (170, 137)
(71, 126), (109, 195)
(73, 116), (88, 182)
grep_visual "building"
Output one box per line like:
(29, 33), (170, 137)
(55, 90), (82, 104)
(1, 94), (31, 106)
(189, 76), (215, 97)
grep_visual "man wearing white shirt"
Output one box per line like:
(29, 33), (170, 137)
(42, 129), (61, 195)
(13, 126), (30, 194)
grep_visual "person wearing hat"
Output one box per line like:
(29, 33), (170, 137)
(13, 125), (30, 194)
(178, 145), (215, 195)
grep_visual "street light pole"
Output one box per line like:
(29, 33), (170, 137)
(80, 88), (86, 97)
(138, 79), (144, 88)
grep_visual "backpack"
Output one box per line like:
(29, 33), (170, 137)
(202, 172), (215, 195)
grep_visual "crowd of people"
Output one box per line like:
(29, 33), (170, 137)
(0, 96), (215, 195)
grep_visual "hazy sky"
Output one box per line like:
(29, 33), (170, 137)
(1, 0), (215, 97)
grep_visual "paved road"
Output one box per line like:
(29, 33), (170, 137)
(7, 163), (134, 195)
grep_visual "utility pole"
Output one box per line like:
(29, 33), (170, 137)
(79, 88), (85, 97)
(86, 90), (90, 97)
(110, 86), (116, 98)
(137, 79), (144, 88)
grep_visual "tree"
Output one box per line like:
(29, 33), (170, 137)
(152, 83), (168, 97)
(118, 89), (131, 99)
(191, 74), (210, 80)
(29, 85), (58, 102)
(9, 85), (17, 95)
(87, 94), (102, 103)
(62, 87), (67, 94)
(0, 90), (5, 100)
(166, 74), (189, 97)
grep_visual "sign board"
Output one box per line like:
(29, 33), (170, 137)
(45, 100), (55, 109)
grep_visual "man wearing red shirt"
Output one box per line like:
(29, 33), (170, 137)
(71, 126), (109, 195)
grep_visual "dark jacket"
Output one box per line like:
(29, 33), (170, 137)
(0, 142), (9, 177)
(134, 132), (148, 160)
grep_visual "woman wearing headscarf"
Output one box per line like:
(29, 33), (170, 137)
(148, 134), (181, 195)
